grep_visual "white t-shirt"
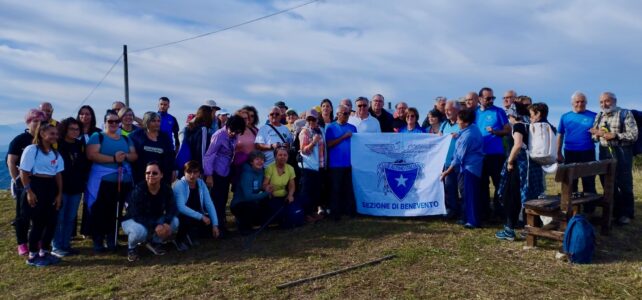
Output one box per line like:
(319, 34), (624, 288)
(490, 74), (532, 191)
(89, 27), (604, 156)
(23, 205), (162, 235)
(348, 114), (381, 133)
(255, 123), (293, 164)
(19, 144), (65, 176)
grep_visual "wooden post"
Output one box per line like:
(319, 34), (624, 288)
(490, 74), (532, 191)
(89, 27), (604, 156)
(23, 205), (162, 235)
(123, 45), (130, 107)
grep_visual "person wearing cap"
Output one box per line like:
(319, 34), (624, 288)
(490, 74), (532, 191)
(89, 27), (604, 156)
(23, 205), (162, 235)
(272, 101), (288, 125)
(216, 109), (230, 130)
(298, 109), (326, 222)
(158, 97), (180, 153)
(204, 99), (221, 133)
(255, 107), (293, 165)
(495, 102), (544, 241)
(285, 109), (299, 136)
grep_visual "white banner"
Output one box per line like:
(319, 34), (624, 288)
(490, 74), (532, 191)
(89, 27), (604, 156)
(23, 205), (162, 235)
(351, 133), (452, 217)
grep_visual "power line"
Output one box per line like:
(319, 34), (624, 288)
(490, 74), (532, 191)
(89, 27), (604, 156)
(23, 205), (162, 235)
(77, 54), (123, 109)
(130, 0), (321, 53)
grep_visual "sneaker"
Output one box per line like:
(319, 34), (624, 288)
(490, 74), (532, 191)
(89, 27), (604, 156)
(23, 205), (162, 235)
(495, 227), (516, 241)
(51, 249), (70, 258)
(40, 253), (62, 265)
(17, 244), (28, 256)
(616, 216), (631, 225)
(26, 256), (49, 267)
(463, 223), (477, 229)
(172, 240), (189, 252)
(145, 242), (166, 256)
(127, 248), (139, 262)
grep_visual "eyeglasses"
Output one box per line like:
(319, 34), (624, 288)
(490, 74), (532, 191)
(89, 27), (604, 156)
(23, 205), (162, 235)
(107, 120), (120, 125)
(339, 112), (350, 116)
(270, 113), (280, 116)
(483, 96), (496, 101)
(145, 171), (159, 176)
(357, 104), (367, 108)
(503, 96), (514, 100)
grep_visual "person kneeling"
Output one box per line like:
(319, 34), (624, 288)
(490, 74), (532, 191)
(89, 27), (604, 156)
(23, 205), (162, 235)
(230, 151), (272, 235)
(122, 162), (178, 262)
(173, 160), (219, 249)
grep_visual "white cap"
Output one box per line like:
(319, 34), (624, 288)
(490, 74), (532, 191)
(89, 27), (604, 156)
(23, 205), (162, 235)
(216, 109), (230, 116)
(204, 99), (220, 110)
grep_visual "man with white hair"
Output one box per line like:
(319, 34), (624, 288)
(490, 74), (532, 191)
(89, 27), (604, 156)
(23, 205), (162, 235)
(590, 92), (638, 225)
(348, 97), (381, 133)
(557, 91), (598, 201)
(39, 102), (58, 126)
(368, 94), (394, 132)
(392, 101), (408, 132)
(255, 106), (293, 165)
(502, 90), (517, 112)
(440, 100), (462, 219)
(340, 98), (355, 116)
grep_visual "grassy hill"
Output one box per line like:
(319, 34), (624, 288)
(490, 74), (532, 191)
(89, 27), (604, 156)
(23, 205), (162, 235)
(1, 172), (641, 299)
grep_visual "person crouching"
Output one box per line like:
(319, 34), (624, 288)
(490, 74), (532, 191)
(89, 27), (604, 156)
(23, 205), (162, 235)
(121, 161), (178, 262)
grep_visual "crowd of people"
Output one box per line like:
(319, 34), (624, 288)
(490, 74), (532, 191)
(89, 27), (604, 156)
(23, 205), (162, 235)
(5, 88), (638, 266)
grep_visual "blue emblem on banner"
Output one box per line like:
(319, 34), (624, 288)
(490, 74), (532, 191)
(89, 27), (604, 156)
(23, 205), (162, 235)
(365, 142), (435, 202)
(383, 163), (419, 201)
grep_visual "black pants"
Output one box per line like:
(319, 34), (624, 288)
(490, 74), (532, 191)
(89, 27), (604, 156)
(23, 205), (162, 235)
(210, 173), (231, 232)
(329, 167), (356, 218)
(177, 215), (212, 241)
(501, 169), (522, 229)
(480, 154), (506, 220)
(231, 201), (264, 230)
(564, 148), (597, 194)
(300, 169), (322, 215)
(90, 180), (132, 249)
(21, 177), (58, 253)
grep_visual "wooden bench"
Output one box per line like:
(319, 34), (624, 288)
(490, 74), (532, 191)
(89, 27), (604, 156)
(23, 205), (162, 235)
(523, 159), (616, 247)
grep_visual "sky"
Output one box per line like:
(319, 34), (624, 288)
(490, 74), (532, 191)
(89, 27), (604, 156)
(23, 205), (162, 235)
(1, 0), (641, 130)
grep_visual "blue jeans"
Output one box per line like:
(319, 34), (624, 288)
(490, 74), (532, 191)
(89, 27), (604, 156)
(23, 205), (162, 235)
(52, 193), (82, 251)
(443, 166), (460, 218)
(121, 217), (179, 249)
(460, 170), (481, 227)
(599, 146), (634, 219)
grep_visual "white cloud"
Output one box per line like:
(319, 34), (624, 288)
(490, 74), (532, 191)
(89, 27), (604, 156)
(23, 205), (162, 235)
(1, 0), (641, 131)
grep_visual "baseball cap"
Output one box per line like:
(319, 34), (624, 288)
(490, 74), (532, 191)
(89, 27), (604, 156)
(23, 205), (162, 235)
(274, 101), (288, 109)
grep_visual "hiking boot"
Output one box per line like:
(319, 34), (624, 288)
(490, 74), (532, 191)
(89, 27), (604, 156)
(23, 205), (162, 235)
(463, 223), (477, 229)
(127, 248), (139, 262)
(17, 244), (28, 256)
(145, 242), (166, 256)
(495, 227), (516, 241)
(26, 256), (49, 267)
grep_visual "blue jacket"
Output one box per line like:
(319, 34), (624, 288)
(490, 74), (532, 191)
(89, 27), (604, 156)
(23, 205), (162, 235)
(231, 164), (269, 207)
(172, 178), (218, 226)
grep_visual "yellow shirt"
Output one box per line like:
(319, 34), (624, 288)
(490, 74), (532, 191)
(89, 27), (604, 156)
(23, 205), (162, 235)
(264, 163), (295, 197)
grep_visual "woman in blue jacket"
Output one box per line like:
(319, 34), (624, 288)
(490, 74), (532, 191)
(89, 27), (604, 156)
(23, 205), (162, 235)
(173, 160), (219, 249)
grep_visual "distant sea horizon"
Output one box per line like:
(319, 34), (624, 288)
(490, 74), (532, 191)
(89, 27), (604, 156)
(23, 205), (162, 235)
(0, 149), (9, 190)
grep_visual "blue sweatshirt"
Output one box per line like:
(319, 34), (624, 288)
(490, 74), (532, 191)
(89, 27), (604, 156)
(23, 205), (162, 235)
(231, 164), (269, 207)
(172, 178), (218, 226)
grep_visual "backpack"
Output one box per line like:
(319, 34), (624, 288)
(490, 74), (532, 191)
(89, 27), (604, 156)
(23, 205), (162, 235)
(562, 214), (595, 264)
(527, 122), (557, 165)
(618, 109), (642, 156)
(281, 201), (305, 228)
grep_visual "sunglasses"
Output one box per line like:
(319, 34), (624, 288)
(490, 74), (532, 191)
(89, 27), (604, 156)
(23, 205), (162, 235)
(145, 171), (159, 176)
(357, 104), (367, 108)
(270, 113), (280, 116)
(483, 96), (496, 101)
(107, 120), (120, 125)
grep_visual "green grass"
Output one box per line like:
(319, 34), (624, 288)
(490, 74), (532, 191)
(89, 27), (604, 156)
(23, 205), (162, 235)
(1, 171), (641, 299)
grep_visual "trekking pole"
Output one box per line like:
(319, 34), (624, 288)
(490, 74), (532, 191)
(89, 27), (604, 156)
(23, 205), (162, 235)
(114, 162), (123, 248)
(243, 203), (287, 250)
(276, 254), (397, 289)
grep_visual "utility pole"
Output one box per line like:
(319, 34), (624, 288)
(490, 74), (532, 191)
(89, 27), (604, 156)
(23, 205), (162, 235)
(123, 45), (130, 107)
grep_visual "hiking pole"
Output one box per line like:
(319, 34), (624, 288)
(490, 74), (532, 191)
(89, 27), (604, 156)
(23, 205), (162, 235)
(243, 203), (287, 250)
(114, 162), (123, 248)
(276, 254), (397, 289)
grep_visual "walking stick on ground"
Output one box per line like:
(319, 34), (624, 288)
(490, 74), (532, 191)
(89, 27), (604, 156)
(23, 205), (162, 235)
(243, 203), (286, 250)
(276, 254), (397, 289)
